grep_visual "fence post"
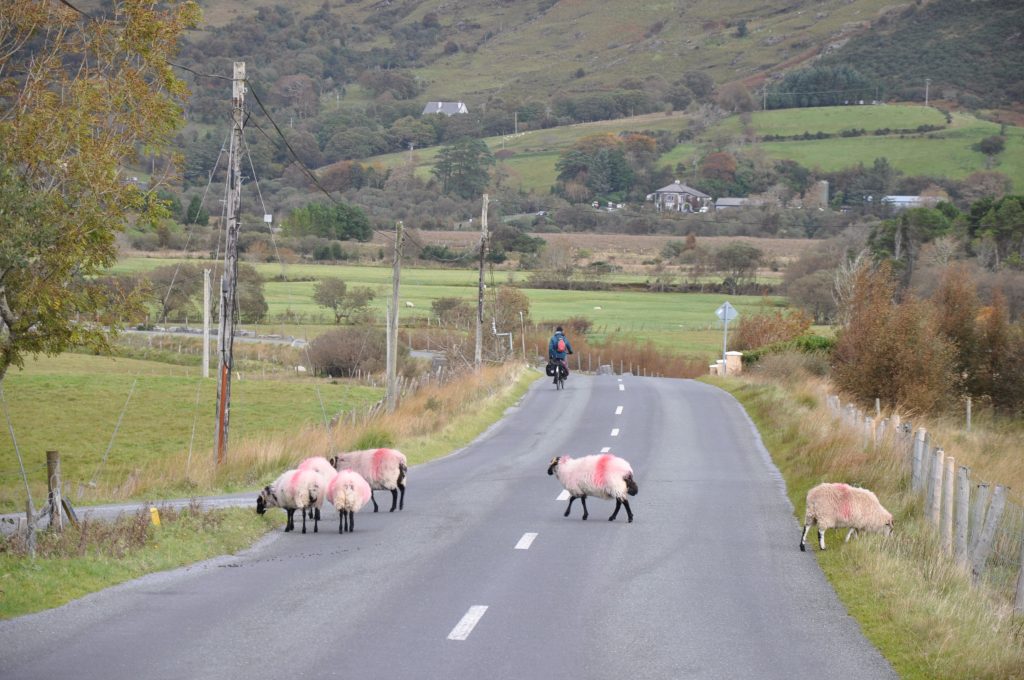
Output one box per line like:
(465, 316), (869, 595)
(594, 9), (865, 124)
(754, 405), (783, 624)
(874, 397), (880, 417)
(969, 483), (991, 555)
(912, 429), (927, 492)
(929, 448), (944, 527)
(955, 466), (971, 568)
(24, 498), (36, 559)
(46, 450), (63, 532)
(970, 485), (1007, 583)
(941, 455), (955, 553)
(966, 397), (972, 433)
(1015, 528), (1024, 615)
(863, 415), (872, 449)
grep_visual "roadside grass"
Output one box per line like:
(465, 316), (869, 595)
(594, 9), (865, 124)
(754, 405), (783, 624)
(720, 367), (1024, 679)
(0, 354), (383, 513)
(0, 504), (277, 619)
(0, 363), (537, 619)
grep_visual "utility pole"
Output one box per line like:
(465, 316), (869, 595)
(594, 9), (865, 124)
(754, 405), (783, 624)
(202, 268), (210, 379)
(475, 194), (489, 368)
(763, 85), (767, 111)
(925, 78), (931, 107)
(385, 221), (403, 412)
(514, 111), (518, 134)
(215, 61), (245, 465)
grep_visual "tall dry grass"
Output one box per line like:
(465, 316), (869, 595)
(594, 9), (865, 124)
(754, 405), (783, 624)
(524, 328), (708, 378)
(100, 362), (528, 500)
(732, 362), (1024, 678)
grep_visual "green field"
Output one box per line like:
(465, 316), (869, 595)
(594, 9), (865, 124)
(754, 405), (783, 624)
(0, 354), (383, 511)
(111, 257), (782, 354)
(368, 105), (1022, 194)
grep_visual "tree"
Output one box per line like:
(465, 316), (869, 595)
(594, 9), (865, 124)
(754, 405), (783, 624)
(313, 278), (348, 323)
(431, 138), (494, 199)
(976, 135), (1006, 157)
(284, 202), (373, 241)
(185, 196), (210, 226)
(337, 286), (375, 324)
(493, 286), (530, 334)
(713, 243), (763, 293)
(0, 0), (200, 383)
(716, 83), (755, 113)
(149, 264), (203, 322)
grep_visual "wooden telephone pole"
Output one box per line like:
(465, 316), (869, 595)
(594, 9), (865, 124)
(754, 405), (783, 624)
(215, 61), (245, 465)
(385, 221), (403, 412)
(475, 194), (489, 368)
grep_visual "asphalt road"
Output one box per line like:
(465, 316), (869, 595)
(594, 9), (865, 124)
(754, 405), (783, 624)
(0, 373), (895, 680)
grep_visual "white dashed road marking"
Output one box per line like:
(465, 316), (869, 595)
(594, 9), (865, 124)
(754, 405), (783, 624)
(515, 533), (538, 550)
(600, 447), (611, 453)
(619, 384), (625, 391)
(557, 489), (570, 501)
(611, 428), (620, 437)
(615, 406), (623, 415)
(448, 606), (488, 641)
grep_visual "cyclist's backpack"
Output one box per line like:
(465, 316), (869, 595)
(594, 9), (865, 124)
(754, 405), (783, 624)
(556, 337), (566, 353)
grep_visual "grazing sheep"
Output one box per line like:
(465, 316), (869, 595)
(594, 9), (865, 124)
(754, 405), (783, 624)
(326, 470), (373, 533)
(547, 454), (638, 522)
(329, 448), (407, 512)
(800, 482), (894, 551)
(256, 469), (324, 533)
(298, 456), (335, 520)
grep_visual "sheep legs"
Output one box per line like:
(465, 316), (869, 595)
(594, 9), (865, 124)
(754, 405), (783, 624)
(338, 510), (354, 533)
(370, 491), (379, 513)
(564, 495), (589, 520)
(800, 523), (826, 551)
(609, 498), (633, 523)
(284, 509), (295, 532)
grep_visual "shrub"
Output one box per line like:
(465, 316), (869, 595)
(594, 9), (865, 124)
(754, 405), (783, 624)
(733, 308), (813, 351)
(308, 327), (408, 377)
(832, 262), (956, 413)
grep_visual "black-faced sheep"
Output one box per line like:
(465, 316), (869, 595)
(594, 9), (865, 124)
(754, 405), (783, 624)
(800, 482), (894, 551)
(547, 453), (638, 522)
(329, 448), (407, 513)
(256, 469), (324, 533)
(325, 470), (373, 533)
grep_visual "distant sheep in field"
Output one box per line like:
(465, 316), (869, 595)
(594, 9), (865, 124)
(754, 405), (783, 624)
(329, 448), (408, 512)
(326, 470), (373, 533)
(256, 469), (324, 533)
(547, 453), (638, 522)
(800, 482), (894, 551)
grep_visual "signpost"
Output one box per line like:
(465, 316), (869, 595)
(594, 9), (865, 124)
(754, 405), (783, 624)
(715, 301), (739, 375)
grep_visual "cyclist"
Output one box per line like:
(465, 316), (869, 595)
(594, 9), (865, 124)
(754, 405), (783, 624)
(548, 325), (574, 384)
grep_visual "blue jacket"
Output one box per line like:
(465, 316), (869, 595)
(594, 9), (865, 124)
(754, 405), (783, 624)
(548, 332), (573, 360)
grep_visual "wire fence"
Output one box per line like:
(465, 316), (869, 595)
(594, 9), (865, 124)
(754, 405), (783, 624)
(827, 395), (1024, 613)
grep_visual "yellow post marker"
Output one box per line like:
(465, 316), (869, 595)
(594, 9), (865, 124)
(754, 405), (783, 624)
(149, 506), (161, 526)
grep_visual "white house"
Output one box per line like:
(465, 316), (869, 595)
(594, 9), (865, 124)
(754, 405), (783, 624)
(422, 101), (469, 116)
(651, 180), (712, 212)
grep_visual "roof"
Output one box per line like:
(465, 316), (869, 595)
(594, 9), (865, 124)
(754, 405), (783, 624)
(422, 101), (469, 116)
(715, 198), (750, 207)
(881, 195), (922, 204)
(654, 181), (710, 198)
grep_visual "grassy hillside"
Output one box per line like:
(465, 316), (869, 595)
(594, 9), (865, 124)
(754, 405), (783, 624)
(366, 104), (1023, 194)
(185, 0), (900, 103)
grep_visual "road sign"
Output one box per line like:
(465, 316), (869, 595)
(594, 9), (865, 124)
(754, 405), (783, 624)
(716, 301), (738, 323)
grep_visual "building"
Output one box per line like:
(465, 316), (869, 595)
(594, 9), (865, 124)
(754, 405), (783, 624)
(714, 197), (761, 211)
(880, 195), (924, 210)
(651, 180), (712, 212)
(422, 101), (469, 116)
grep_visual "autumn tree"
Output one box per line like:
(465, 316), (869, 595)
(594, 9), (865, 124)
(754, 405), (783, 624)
(0, 0), (201, 383)
(313, 278), (348, 324)
(832, 262), (956, 413)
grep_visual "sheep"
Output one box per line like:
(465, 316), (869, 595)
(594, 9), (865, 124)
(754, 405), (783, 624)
(297, 456), (336, 521)
(547, 453), (638, 522)
(800, 482), (894, 551)
(256, 468), (324, 533)
(325, 469), (373, 533)
(329, 448), (407, 512)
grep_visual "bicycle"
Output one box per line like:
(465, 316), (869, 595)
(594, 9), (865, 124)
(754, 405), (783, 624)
(549, 358), (568, 390)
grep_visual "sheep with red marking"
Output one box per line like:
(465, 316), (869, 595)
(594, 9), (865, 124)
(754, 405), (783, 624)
(329, 448), (407, 512)
(256, 469), (324, 533)
(800, 482), (894, 551)
(547, 453), (638, 522)
(325, 470), (373, 533)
